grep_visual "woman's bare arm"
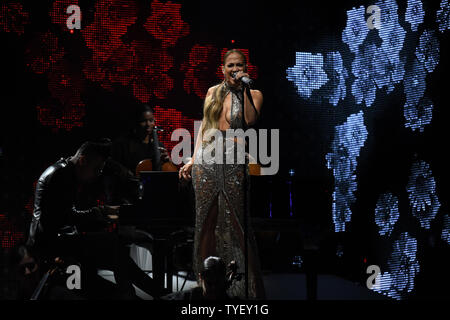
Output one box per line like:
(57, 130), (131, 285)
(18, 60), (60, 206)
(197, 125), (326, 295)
(244, 89), (263, 126)
(179, 86), (215, 180)
(192, 86), (215, 163)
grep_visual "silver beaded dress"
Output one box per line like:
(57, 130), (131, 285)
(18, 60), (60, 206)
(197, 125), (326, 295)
(191, 83), (265, 299)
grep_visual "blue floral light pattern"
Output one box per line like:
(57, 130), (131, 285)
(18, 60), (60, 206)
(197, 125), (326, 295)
(324, 52), (348, 106)
(442, 215), (450, 245)
(404, 59), (427, 107)
(342, 6), (369, 53)
(375, 193), (400, 236)
(436, 0), (450, 33)
(373, 47), (405, 93)
(380, 21), (406, 63)
(406, 160), (441, 229)
(344, 114), (369, 158)
(306, 0), (447, 300)
(351, 44), (378, 107)
(415, 30), (440, 73)
(372, 232), (420, 300)
(404, 96), (433, 132)
(405, 0), (425, 32)
(332, 178), (357, 232)
(377, 0), (399, 42)
(372, 271), (394, 296)
(284, 6), (445, 296)
(286, 52), (329, 99)
(388, 233), (420, 298)
(326, 111), (368, 232)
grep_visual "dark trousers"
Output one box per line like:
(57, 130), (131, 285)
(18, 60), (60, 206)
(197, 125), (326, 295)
(46, 231), (160, 299)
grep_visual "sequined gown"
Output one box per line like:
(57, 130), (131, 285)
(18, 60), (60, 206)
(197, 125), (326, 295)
(192, 84), (265, 299)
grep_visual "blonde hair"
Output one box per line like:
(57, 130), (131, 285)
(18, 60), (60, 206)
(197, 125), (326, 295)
(201, 49), (247, 138)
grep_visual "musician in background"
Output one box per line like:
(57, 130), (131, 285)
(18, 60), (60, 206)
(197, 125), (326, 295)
(8, 244), (82, 300)
(111, 104), (171, 175)
(26, 140), (163, 299)
(9, 244), (43, 299)
(104, 104), (175, 205)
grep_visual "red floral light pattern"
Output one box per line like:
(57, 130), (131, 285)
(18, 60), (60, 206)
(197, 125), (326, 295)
(144, 0), (189, 48)
(51, 0), (80, 30)
(81, 1), (176, 101)
(24, 30), (86, 131)
(182, 44), (220, 99)
(37, 103), (86, 132)
(152, 105), (198, 155)
(0, 214), (24, 251)
(82, 42), (136, 91)
(79, 0), (138, 60)
(131, 40), (174, 102)
(19, 3), (258, 137)
(0, 2), (29, 36)
(25, 32), (64, 74)
(81, 0), (138, 91)
(82, 21), (123, 63)
(4, 2), (261, 247)
(95, 0), (138, 37)
(48, 60), (85, 107)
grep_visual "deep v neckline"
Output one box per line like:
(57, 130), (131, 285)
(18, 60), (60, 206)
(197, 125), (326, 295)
(224, 90), (232, 127)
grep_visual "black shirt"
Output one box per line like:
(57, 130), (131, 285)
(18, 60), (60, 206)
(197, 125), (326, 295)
(27, 158), (104, 249)
(111, 135), (165, 174)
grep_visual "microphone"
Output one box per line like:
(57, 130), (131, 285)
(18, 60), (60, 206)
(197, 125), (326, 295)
(231, 71), (253, 86)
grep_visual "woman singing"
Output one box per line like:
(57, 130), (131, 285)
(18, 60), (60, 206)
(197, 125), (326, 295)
(180, 49), (265, 299)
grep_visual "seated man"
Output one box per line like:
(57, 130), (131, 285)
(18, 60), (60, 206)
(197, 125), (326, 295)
(26, 139), (164, 299)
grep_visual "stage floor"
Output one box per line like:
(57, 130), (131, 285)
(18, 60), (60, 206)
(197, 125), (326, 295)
(97, 270), (389, 300)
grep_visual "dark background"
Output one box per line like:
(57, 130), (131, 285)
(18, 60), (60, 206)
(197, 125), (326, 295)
(0, 0), (449, 299)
